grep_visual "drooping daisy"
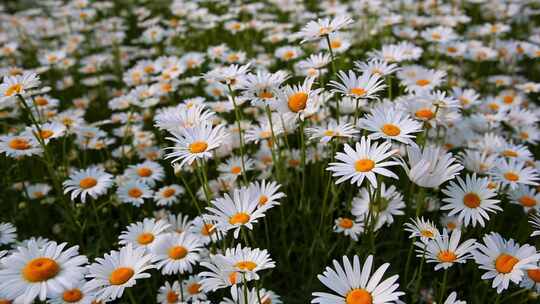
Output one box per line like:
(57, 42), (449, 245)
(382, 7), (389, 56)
(509, 185), (540, 212)
(85, 244), (155, 301)
(125, 161), (164, 187)
(157, 281), (183, 304)
(151, 232), (202, 275)
(441, 174), (501, 227)
(0, 240), (87, 304)
(473, 232), (540, 293)
(116, 180), (153, 207)
(489, 158), (539, 190)
(275, 77), (322, 120)
(404, 217), (440, 243)
(0, 71), (40, 103)
(0, 222), (17, 245)
(312, 255), (404, 304)
(333, 217), (364, 241)
(164, 123), (228, 168)
(63, 167), (114, 203)
(399, 144), (463, 188)
(352, 182), (405, 230)
(25, 183), (52, 200)
(327, 136), (399, 188)
(248, 179), (286, 209)
(189, 216), (222, 245)
(330, 70), (386, 100)
(416, 229), (476, 271)
(154, 184), (184, 206)
(199, 257), (241, 292)
(358, 104), (422, 145)
(119, 218), (170, 251)
(206, 187), (268, 238)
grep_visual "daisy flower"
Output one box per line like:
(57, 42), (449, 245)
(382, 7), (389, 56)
(25, 121), (66, 144)
(118, 218), (170, 251)
(398, 66), (446, 92)
(116, 180), (153, 207)
(154, 103), (215, 132)
(352, 182), (405, 230)
(248, 179), (286, 208)
(85, 244), (155, 301)
(473, 232), (540, 293)
(164, 123), (228, 168)
(333, 217), (364, 241)
(0, 222), (17, 245)
(312, 255), (404, 304)
(399, 144), (463, 188)
(189, 216), (222, 245)
(275, 77), (322, 120)
(296, 53), (331, 77)
(238, 70), (289, 107)
(305, 120), (359, 143)
(0, 71), (40, 103)
(217, 156), (255, 180)
(151, 232), (202, 275)
(520, 262), (540, 293)
(489, 158), (539, 190)
(0, 240), (88, 304)
(182, 274), (207, 302)
(404, 217), (440, 243)
(0, 134), (42, 158)
(354, 59), (400, 77)
(442, 291), (466, 304)
(358, 104), (422, 145)
(154, 184), (184, 207)
(298, 15), (353, 43)
(509, 185), (540, 212)
(206, 187), (268, 239)
(330, 70), (386, 100)
(222, 245), (275, 280)
(63, 167), (114, 203)
(327, 136), (399, 188)
(157, 281), (183, 304)
(46, 279), (96, 304)
(199, 257), (241, 292)
(416, 229), (476, 271)
(125, 161), (164, 187)
(441, 174), (501, 227)
(26, 183), (52, 200)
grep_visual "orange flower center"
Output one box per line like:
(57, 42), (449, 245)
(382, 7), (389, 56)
(137, 232), (154, 245)
(230, 166), (242, 174)
(330, 39), (342, 49)
(137, 167), (153, 177)
(415, 108), (435, 120)
(109, 267), (134, 285)
(8, 138), (31, 150)
(79, 177), (97, 189)
(162, 188), (176, 198)
(503, 95), (514, 104)
(354, 159), (375, 172)
(350, 87), (366, 96)
(128, 188), (143, 198)
(228, 272), (238, 284)
(345, 288), (372, 304)
(187, 283), (201, 295)
(495, 254), (519, 274)
(259, 195), (269, 206)
(287, 92), (308, 112)
(283, 50), (295, 60)
(258, 90), (274, 99)
(519, 196), (536, 207)
(381, 124), (401, 136)
(235, 261), (257, 271)
(63, 289), (83, 302)
(0, 300), (12, 304)
(416, 79), (431, 86)
(504, 172), (519, 182)
(229, 212), (250, 225)
(339, 218), (354, 229)
(502, 150), (518, 158)
(35, 97), (49, 106)
(421, 230), (434, 238)
(437, 250), (457, 263)
(463, 193), (481, 208)
(166, 291), (179, 303)
(168, 246), (188, 260)
(39, 130), (54, 139)
(189, 141), (208, 153)
(22, 257), (60, 282)
(5, 83), (22, 96)
(201, 223), (215, 236)
(527, 269), (540, 283)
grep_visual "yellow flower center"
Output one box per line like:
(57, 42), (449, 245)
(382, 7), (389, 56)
(8, 138), (31, 150)
(235, 261), (257, 271)
(437, 250), (457, 263)
(504, 172), (519, 182)
(137, 167), (153, 177)
(187, 283), (201, 295)
(63, 289), (83, 303)
(345, 288), (372, 304)
(421, 230), (434, 238)
(431, 33), (442, 40)
(5, 83), (22, 96)
(168, 246), (188, 260)
(354, 159), (375, 172)
(229, 212), (250, 225)
(463, 193), (481, 208)
(258, 90), (274, 99)
(415, 108), (435, 120)
(519, 196), (536, 207)
(283, 50), (296, 60)
(350, 87), (366, 96)
(162, 188), (176, 198)
(189, 141), (208, 153)
(339, 218), (354, 229)
(22, 257), (60, 282)
(166, 291), (179, 303)
(495, 254), (519, 274)
(137, 232), (154, 245)
(381, 124), (401, 136)
(79, 177), (98, 189)
(128, 188), (143, 198)
(109, 267), (134, 285)
(287, 92), (308, 112)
